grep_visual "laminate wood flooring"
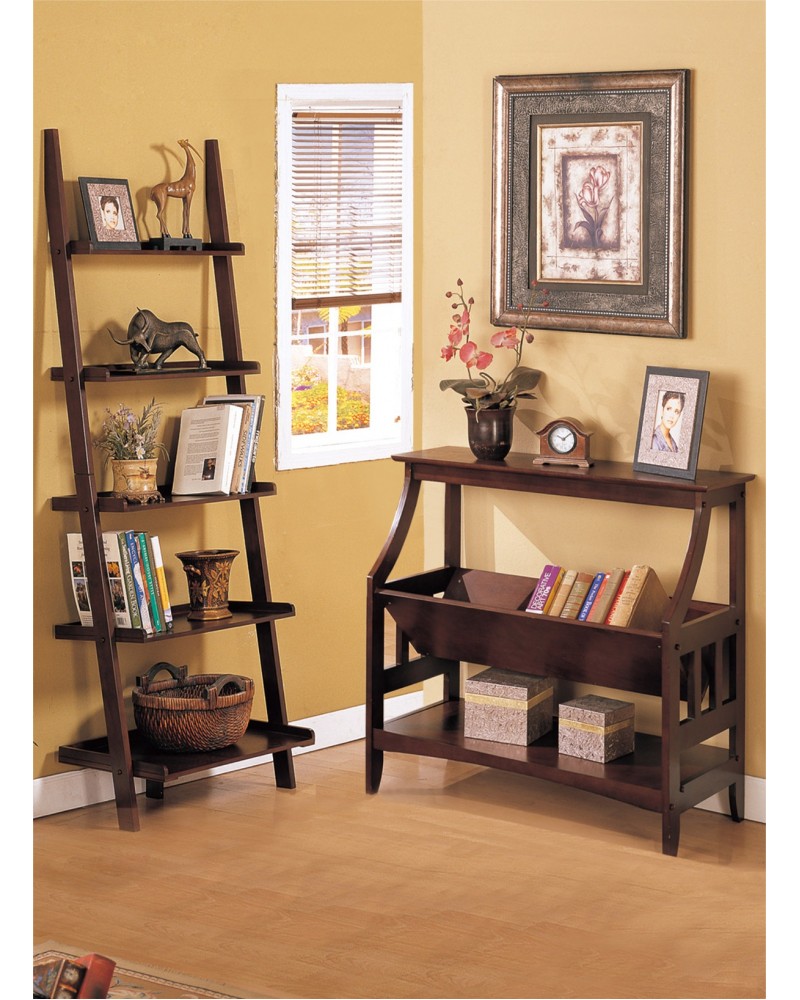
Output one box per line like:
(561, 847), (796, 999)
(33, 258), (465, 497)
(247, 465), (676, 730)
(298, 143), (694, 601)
(33, 741), (766, 999)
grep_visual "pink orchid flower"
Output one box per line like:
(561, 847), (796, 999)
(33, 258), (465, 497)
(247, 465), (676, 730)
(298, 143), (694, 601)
(491, 328), (519, 350)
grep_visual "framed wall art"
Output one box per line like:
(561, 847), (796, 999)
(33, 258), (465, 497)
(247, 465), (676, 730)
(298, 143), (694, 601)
(491, 70), (688, 338)
(633, 366), (709, 480)
(79, 176), (140, 247)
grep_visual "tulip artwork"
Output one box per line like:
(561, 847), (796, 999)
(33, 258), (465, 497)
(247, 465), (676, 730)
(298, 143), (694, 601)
(574, 165), (613, 249)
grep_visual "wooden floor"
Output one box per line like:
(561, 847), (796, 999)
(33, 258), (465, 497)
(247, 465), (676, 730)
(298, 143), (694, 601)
(33, 740), (766, 1000)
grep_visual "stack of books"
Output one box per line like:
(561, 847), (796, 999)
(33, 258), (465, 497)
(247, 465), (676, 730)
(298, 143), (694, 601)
(68, 530), (175, 635)
(525, 563), (669, 630)
(171, 393), (265, 496)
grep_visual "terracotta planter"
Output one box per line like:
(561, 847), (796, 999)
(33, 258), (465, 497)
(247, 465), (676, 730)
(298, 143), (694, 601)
(110, 458), (163, 503)
(176, 549), (239, 620)
(465, 405), (515, 461)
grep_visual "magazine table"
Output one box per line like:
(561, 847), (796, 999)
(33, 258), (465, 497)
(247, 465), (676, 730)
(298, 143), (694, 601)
(44, 128), (314, 831)
(366, 448), (754, 856)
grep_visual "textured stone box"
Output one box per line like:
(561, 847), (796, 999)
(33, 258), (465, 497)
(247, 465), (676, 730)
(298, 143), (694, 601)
(558, 695), (635, 763)
(464, 667), (553, 746)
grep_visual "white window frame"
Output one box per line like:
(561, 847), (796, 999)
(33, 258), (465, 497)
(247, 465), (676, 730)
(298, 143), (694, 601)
(275, 83), (414, 470)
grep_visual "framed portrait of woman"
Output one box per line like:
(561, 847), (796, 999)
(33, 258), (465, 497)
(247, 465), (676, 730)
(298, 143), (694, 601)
(78, 176), (140, 247)
(633, 366), (709, 480)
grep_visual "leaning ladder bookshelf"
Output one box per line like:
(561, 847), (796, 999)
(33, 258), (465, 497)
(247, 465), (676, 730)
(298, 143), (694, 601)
(44, 128), (314, 831)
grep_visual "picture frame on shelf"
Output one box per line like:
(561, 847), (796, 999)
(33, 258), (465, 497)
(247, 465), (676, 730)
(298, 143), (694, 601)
(633, 366), (709, 480)
(491, 69), (688, 338)
(79, 176), (140, 247)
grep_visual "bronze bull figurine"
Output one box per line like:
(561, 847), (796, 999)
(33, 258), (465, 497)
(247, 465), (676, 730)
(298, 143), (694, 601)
(109, 308), (208, 372)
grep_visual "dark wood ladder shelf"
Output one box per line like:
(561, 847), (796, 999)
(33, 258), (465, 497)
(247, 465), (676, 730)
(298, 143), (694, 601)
(44, 127), (314, 830)
(366, 447), (754, 856)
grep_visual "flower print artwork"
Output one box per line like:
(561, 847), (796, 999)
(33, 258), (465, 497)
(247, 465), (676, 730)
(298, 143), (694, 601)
(574, 165), (613, 249)
(536, 121), (643, 284)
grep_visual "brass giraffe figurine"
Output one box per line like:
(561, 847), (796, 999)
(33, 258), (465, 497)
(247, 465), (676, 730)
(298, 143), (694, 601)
(151, 139), (203, 239)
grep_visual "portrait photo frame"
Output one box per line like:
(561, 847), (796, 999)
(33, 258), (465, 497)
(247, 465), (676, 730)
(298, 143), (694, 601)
(491, 70), (688, 338)
(633, 366), (709, 480)
(78, 177), (140, 247)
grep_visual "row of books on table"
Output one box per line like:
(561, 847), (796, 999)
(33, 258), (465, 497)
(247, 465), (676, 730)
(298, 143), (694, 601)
(525, 564), (669, 631)
(171, 392), (265, 496)
(68, 530), (173, 634)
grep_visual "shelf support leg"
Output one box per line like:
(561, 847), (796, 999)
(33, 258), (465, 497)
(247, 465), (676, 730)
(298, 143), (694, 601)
(661, 809), (680, 857)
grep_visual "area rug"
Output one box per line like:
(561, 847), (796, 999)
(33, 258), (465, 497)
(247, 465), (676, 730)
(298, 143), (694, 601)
(34, 942), (241, 999)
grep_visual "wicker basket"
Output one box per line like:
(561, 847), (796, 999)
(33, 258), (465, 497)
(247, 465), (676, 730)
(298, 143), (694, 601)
(133, 662), (254, 752)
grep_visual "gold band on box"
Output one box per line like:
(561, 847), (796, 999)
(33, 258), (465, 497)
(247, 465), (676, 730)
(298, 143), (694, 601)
(463, 688), (553, 712)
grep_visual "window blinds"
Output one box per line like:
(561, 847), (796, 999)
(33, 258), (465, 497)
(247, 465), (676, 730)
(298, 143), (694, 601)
(291, 111), (403, 310)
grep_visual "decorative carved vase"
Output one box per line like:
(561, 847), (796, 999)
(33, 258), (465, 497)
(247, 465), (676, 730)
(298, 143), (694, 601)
(176, 549), (239, 620)
(465, 405), (515, 461)
(110, 458), (163, 503)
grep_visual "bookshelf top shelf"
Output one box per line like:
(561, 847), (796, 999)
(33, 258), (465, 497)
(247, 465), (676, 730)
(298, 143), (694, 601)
(64, 241), (244, 256)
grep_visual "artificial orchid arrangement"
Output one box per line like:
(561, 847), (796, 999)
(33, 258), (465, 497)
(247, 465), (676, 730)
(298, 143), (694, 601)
(439, 278), (547, 411)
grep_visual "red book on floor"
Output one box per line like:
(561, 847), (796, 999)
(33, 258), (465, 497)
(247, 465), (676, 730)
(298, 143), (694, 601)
(76, 953), (116, 999)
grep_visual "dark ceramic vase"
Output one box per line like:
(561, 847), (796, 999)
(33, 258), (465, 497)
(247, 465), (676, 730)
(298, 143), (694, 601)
(465, 405), (515, 461)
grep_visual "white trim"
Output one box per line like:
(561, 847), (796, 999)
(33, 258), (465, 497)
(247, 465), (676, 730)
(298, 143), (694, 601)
(34, 693), (766, 826)
(275, 82), (414, 471)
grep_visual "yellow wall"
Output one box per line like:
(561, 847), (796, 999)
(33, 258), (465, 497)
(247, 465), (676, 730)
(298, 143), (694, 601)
(34, 0), (766, 784)
(421, 0), (765, 775)
(32, 0), (424, 778)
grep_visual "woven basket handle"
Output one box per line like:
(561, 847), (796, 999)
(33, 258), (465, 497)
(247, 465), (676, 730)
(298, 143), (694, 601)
(136, 661), (188, 693)
(204, 674), (248, 706)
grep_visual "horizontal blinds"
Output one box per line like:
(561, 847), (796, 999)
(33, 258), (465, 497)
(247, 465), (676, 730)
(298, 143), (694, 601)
(291, 111), (403, 309)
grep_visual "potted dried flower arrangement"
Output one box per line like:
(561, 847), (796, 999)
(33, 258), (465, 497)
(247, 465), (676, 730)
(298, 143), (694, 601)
(93, 399), (169, 503)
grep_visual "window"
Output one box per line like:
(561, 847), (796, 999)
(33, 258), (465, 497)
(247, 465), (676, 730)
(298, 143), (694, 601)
(276, 84), (413, 469)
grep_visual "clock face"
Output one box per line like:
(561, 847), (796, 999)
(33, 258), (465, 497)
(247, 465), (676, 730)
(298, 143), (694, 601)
(548, 425), (577, 454)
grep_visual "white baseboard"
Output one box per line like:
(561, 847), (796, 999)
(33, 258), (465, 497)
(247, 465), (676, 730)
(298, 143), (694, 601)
(33, 694), (766, 825)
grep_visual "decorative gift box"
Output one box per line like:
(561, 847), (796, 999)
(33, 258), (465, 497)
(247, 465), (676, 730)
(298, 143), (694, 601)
(558, 695), (635, 763)
(464, 667), (553, 746)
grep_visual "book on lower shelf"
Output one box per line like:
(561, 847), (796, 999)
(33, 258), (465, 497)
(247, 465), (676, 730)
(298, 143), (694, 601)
(558, 571), (594, 619)
(525, 564), (564, 614)
(123, 529), (154, 634)
(150, 534), (174, 630)
(585, 567), (626, 624)
(605, 564), (669, 630)
(67, 532), (141, 629)
(547, 568), (578, 617)
(171, 403), (244, 495)
(577, 571), (608, 621)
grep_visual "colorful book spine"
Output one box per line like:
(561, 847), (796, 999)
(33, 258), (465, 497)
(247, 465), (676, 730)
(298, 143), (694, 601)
(587, 567), (625, 624)
(137, 531), (164, 632)
(604, 569), (631, 624)
(101, 532), (133, 628)
(244, 396), (265, 491)
(116, 532), (142, 629)
(124, 530), (154, 634)
(150, 535), (173, 630)
(526, 564), (564, 614)
(559, 571), (594, 619)
(547, 568), (578, 617)
(577, 571), (607, 621)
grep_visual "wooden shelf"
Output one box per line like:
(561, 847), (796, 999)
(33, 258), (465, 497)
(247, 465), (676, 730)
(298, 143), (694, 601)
(51, 481), (278, 512)
(58, 720), (315, 784)
(54, 601), (296, 641)
(50, 360), (260, 382)
(367, 448), (753, 855)
(378, 701), (736, 813)
(45, 128), (312, 830)
(65, 241), (245, 256)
